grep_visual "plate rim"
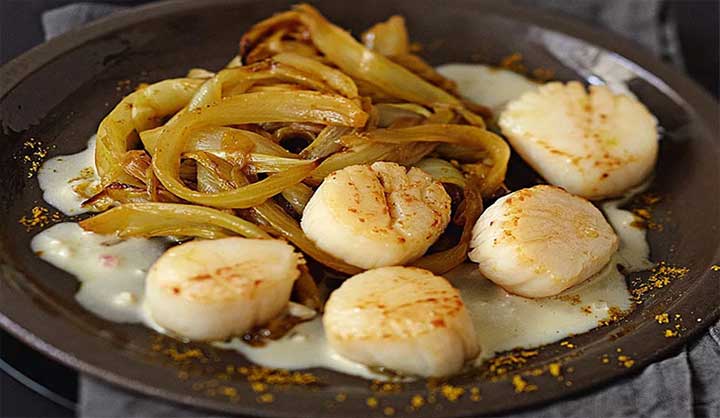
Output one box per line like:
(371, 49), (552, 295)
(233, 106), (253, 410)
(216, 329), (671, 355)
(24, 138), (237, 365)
(1, 0), (719, 417)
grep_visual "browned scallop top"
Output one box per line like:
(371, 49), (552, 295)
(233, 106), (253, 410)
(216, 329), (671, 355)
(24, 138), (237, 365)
(323, 266), (469, 340)
(322, 163), (451, 240)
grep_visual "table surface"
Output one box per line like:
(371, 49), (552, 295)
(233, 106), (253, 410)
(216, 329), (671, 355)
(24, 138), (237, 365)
(0, 1), (717, 417)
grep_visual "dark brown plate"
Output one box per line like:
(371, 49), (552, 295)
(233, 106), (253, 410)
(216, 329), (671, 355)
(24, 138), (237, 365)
(1, 0), (718, 417)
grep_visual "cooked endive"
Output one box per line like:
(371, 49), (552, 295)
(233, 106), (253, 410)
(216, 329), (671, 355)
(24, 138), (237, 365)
(79, 4), (511, 306)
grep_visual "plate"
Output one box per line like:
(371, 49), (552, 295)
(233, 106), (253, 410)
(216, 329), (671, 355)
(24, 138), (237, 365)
(1, 0), (718, 416)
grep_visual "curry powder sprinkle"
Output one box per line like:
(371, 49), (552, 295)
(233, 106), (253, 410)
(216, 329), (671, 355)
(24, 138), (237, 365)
(630, 192), (663, 230)
(19, 138), (51, 178)
(440, 384), (464, 402)
(618, 355), (635, 368)
(598, 306), (625, 327)
(557, 294), (582, 305)
(485, 349), (539, 379)
(469, 387), (481, 402)
(512, 375), (537, 393)
(640, 193), (662, 206)
(630, 261), (690, 305)
(649, 262), (689, 289)
(19, 206), (62, 231)
(548, 363), (562, 377)
(164, 348), (203, 361)
(256, 393), (274, 404)
(560, 340), (576, 349)
(221, 386), (237, 398)
(251, 382), (267, 393)
(371, 381), (403, 393)
(655, 313), (670, 324)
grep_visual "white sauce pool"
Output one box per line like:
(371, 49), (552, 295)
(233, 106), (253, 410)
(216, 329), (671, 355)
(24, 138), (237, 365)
(37, 136), (98, 216)
(436, 64), (538, 116)
(215, 318), (387, 380)
(451, 259), (630, 362)
(32, 66), (653, 380)
(601, 182), (654, 273)
(31, 222), (166, 322)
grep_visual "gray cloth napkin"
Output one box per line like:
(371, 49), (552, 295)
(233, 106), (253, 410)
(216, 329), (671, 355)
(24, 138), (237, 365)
(41, 2), (719, 417)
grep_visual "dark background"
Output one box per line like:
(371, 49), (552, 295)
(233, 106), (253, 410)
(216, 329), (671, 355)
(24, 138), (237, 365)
(0, 1), (718, 417)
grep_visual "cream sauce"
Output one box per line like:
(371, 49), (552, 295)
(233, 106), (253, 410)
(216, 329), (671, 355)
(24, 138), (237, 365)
(33, 213), (644, 379)
(601, 183), (654, 273)
(215, 319), (387, 380)
(37, 136), (98, 216)
(218, 228), (644, 376)
(31, 222), (167, 322)
(449, 261), (631, 362)
(436, 64), (538, 115)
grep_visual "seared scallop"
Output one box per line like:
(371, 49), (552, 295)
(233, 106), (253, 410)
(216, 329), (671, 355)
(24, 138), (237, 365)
(301, 162), (452, 269)
(323, 266), (479, 377)
(145, 237), (301, 341)
(468, 185), (618, 298)
(499, 82), (658, 199)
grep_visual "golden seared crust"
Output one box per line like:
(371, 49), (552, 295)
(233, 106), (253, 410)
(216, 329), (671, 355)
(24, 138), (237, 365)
(301, 162), (451, 269)
(469, 185), (618, 297)
(493, 185), (614, 248)
(149, 238), (301, 302)
(499, 82), (657, 199)
(323, 163), (451, 241)
(324, 266), (468, 340)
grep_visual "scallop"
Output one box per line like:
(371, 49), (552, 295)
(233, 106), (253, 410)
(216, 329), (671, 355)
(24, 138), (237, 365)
(323, 266), (479, 377)
(468, 185), (618, 298)
(145, 237), (301, 341)
(301, 162), (451, 269)
(499, 81), (658, 199)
